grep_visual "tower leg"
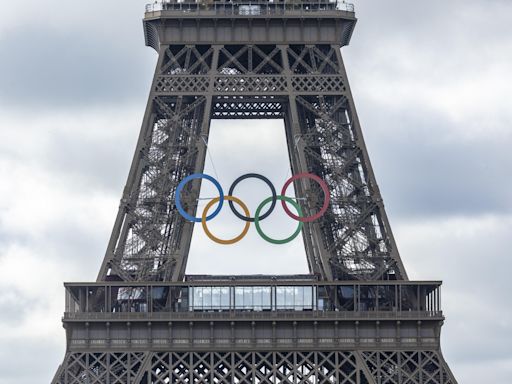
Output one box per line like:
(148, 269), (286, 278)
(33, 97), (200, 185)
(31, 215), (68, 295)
(281, 44), (407, 282)
(97, 46), (220, 282)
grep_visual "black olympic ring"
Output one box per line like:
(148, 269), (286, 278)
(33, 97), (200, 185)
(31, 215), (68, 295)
(227, 173), (277, 222)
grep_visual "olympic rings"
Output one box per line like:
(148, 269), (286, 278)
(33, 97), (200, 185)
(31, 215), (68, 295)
(176, 173), (224, 223)
(280, 173), (330, 223)
(254, 196), (303, 244)
(228, 173), (276, 222)
(202, 196), (251, 245)
(175, 172), (330, 244)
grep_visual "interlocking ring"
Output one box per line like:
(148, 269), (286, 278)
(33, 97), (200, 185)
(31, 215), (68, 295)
(254, 196), (303, 244)
(228, 173), (277, 222)
(175, 172), (330, 244)
(202, 196), (251, 245)
(280, 173), (330, 223)
(175, 173), (224, 223)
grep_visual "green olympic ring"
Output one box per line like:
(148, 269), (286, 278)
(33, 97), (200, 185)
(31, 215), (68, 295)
(254, 195), (304, 245)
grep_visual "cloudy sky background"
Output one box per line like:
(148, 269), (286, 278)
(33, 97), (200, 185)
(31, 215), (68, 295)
(0, 0), (511, 382)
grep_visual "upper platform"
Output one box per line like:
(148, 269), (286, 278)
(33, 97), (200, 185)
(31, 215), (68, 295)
(143, 0), (357, 50)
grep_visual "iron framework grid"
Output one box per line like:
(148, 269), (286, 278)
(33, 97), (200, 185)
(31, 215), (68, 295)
(51, 1), (458, 383)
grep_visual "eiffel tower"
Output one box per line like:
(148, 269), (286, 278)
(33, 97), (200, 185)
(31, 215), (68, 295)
(52, 1), (458, 383)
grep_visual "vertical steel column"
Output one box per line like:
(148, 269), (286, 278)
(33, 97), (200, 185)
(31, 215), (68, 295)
(333, 46), (408, 280)
(170, 45), (221, 281)
(97, 49), (167, 281)
(280, 44), (334, 281)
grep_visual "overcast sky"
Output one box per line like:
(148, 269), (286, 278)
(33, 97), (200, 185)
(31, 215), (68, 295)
(0, 0), (511, 383)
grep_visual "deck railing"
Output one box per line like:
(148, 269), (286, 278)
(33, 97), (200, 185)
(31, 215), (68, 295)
(64, 281), (442, 317)
(145, 0), (355, 15)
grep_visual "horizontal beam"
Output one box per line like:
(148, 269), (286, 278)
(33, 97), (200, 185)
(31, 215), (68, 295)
(65, 280), (442, 287)
(64, 311), (444, 322)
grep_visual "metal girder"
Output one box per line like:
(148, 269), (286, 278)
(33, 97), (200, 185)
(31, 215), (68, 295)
(53, 3), (458, 384)
(97, 43), (407, 283)
(53, 350), (456, 384)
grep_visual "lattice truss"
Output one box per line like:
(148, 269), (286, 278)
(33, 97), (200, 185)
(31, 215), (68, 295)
(102, 44), (405, 282)
(107, 94), (207, 281)
(294, 94), (400, 280)
(54, 350), (455, 384)
(153, 45), (349, 119)
(155, 45), (213, 93)
(55, 352), (146, 384)
(217, 44), (283, 75)
(285, 45), (403, 280)
(361, 351), (457, 384)
(212, 96), (284, 119)
(161, 45), (213, 75)
(287, 45), (340, 75)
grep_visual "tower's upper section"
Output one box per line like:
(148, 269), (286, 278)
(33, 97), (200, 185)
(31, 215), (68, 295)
(143, 0), (356, 50)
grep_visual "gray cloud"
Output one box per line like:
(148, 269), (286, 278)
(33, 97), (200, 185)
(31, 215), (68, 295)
(341, 0), (512, 221)
(0, 286), (33, 325)
(0, 337), (63, 384)
(395, 213), (512, 382)
(362, 106), (512, 218)
(41, 113), (140, 193)
(0, 26), (154, 108)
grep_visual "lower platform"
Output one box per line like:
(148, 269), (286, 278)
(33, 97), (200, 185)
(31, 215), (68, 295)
(53, 279), (457, 383)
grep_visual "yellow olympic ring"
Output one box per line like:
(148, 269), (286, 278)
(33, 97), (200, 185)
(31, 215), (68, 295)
(201, 196), (251, 245)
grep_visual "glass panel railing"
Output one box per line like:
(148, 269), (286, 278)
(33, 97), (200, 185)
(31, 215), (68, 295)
(64, 282), (442, 316)
(145, 1), (355, 15)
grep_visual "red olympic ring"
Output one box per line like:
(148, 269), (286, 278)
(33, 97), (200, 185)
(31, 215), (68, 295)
(280, 173), (330, 223)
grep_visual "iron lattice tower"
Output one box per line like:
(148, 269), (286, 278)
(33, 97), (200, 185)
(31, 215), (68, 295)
(52, 1), (458, 383)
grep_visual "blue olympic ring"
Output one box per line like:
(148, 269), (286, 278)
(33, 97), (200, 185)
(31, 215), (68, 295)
(175, 173), (224, 222)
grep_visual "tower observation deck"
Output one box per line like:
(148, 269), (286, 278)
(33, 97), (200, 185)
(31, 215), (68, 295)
(144, 0), (356, 48)
(52, 1), (458, 383)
